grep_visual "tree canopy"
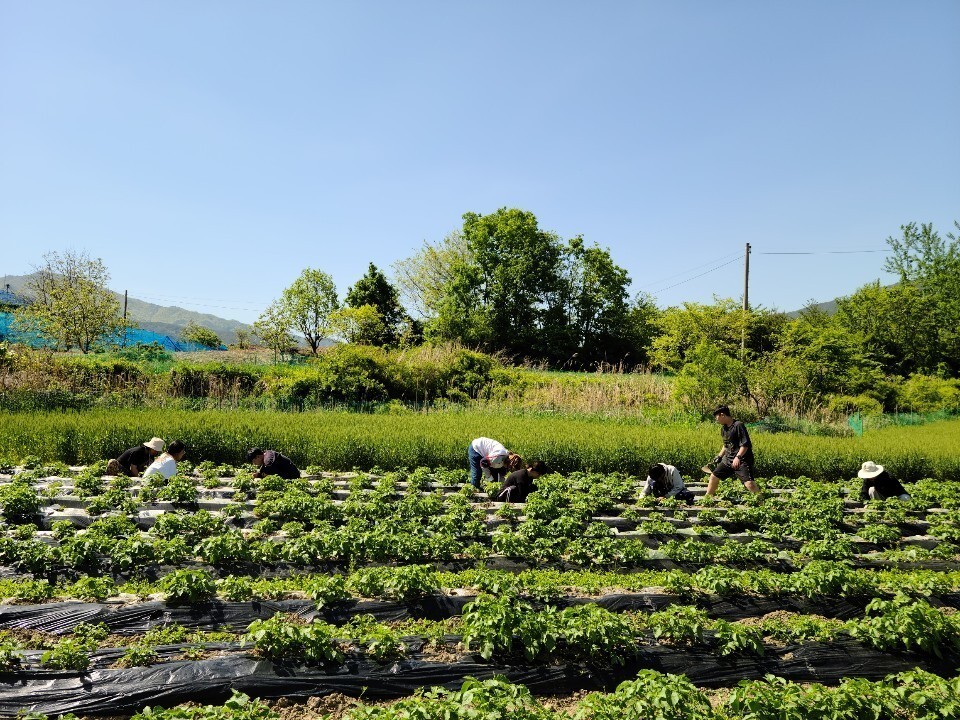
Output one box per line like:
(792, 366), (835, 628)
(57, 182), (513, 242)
(277, 268), (340, 354)
(15, 250), (127, 353)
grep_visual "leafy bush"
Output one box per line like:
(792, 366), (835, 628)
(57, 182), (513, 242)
(160, 569), (217, 604)
(575, 670), (713, 720)
(0, 480), (41, 523)
(349, 565), (439, 601)
(244, 614), (343, 665)
(40, 638), (92, 671)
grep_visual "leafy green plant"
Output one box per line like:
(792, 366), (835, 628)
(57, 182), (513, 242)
(116, 643), (160, 668)
(575, 670), (713, 720)
(160, 569), (217, 604)
(349, 565), (439, 601)
(0, 480), (41, 523)
(848, 594), (960, 658)
(0, 640), (24, 670)
(244, 614), (344, 665)
(647, 605), (709, 645)
(461, 595), (557, 661)
(557, 604), (637, 664)
(41, 638), (92, 671)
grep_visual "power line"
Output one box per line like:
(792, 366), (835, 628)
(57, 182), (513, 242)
(646, 255), (745, 296)
(757, 249), (888, 255)
(132, 294), (263, 313)
(644, 251), (744, 290)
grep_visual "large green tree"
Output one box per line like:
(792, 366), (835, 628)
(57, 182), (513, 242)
(253, 301), (295, 361)
(648, 298), (785, 371)
(559, 237), (633, 366)
(415, 208), (654, 367)
(835, 281), (940, 377)
(15, 250), (128, 353)
(880, 221), (960, 375)
(392, 231), (471, 318)
(277, 268), (339, 354)
(345, 263), (406, 346)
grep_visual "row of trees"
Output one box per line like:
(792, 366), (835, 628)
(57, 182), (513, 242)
(652, 221), (960, 415)
(252, 208), (659, 368)
(393, 208), (658, 367)
(10, 215), (960, 417)
(253, 263), (417, 360)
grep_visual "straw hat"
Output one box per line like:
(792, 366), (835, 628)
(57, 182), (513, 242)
(858, 461), (884, 479)
(143, 437), (165, 452)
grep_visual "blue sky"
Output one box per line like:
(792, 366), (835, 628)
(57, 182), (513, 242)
(1, 1), (957, 325)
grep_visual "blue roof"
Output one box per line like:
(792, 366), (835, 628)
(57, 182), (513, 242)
(0, 290), (26, 307)
(0, 311), (224, 351)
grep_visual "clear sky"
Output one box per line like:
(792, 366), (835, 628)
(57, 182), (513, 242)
(1, 1), (958, 325)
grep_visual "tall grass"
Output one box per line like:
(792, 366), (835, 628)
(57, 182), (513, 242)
(1, 409), (957, 481)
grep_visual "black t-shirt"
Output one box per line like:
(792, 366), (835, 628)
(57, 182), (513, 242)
(117, 445), (151, 476)
(500, 468), (536, 502)
(721, 420), (754, 465)
(261, 450), (301, 480)
(860, 471), (908, 501)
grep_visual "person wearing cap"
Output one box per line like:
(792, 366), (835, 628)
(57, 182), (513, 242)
(468, 437), (513, 488)
(143, 440), (188, 480)
(498, 459), (550, 503)
(858, 461), (910, 501)
(704, 405), (760, 497)
(642, 463), (695, 503)
(246, 448), (301, 480)
(107, 437), (165, 477)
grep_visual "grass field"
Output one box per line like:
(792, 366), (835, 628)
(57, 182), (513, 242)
(1, 408), (958, 480)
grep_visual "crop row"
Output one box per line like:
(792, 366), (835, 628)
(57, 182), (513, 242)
(3, 560), (960, 615)
(118, 672), (960, 720)
(2, 469), (959, 574)
(3, 595), (959, 672)
(2, 409), (960, 479)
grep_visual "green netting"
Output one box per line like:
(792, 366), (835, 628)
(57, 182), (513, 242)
(847, 412), (863, 437)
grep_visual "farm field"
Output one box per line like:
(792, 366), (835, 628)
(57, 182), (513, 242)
(0, 460), (959, 717)
(1, 409), (960, 480)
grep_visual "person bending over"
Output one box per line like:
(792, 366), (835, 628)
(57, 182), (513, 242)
(468, 437), (514, 488)
(858, 461), (909, 501)
(143, 440), (188, 480)
(498, 459), (550, 503)
(246, 448), (301, 480)
(642, 463), (695, 503)
(106, 437), (164, 477)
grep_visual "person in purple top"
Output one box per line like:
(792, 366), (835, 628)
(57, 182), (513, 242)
(246, 448), (301, 480)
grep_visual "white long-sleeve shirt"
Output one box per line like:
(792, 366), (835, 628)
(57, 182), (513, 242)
(641, 464), (685, 497)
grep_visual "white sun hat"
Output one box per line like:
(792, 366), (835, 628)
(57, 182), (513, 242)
(143, 437), (165, 452)
(858, 461), (884, 479)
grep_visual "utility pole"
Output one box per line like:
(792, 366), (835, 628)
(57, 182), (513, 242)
(123, 290), (128, 348)
(741, 243), (751, 357)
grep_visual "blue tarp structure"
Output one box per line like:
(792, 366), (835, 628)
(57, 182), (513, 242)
(0, 311), (223, 352)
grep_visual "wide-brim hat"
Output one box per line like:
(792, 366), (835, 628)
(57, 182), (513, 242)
(143, 437), (165, 453)
(858, 461), (884, 479)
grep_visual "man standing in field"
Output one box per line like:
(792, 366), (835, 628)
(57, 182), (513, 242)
(704, 405), (760, 497)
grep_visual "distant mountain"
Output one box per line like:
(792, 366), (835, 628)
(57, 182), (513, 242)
(785, 298), (838, 318)
(1, 274), (251, 345)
